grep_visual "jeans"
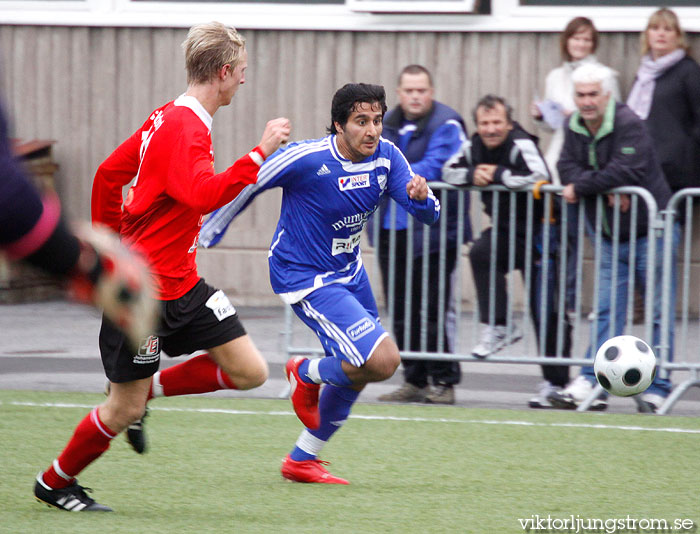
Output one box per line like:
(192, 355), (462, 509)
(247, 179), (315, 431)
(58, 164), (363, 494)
(580, 222), (681, 397)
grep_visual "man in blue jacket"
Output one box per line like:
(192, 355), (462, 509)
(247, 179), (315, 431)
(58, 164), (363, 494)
(550, 62), (677, 413)
(374, 65), (471, 405)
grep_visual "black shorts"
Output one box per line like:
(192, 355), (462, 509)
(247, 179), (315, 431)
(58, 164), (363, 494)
(100, 278), (247, 383)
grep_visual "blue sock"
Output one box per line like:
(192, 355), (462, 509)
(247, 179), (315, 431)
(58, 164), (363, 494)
(296, 359), (315, 384)
(298, 357), (353, 387)
(289, 385), (360, 461)
(317, 357), (353, 386)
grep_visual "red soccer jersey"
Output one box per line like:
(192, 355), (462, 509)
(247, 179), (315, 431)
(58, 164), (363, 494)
(92, 95), (264, 300)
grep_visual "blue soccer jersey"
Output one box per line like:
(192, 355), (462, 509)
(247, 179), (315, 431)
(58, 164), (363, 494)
(200, 134), (440, 303)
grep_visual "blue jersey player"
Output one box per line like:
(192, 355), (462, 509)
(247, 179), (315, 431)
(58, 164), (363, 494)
(200, 83), (439, 484)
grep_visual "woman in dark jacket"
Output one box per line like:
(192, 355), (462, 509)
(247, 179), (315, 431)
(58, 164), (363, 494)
(627, 7), (700, 193)
(625, 7), (692, 411)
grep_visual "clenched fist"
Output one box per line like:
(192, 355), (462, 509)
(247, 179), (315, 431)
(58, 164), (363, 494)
(406, 174), (429, 201)
(259, 118), (292, 157)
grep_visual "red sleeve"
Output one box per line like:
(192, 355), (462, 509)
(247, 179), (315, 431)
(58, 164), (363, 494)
(164, 128), (264, 213)
(91, 129), (141, 232)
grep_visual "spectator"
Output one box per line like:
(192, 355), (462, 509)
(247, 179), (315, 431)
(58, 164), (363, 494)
(625, 7), (699, 410)
(531, 16), (620, 316)
(628, 7), (700, 197)
(550, 62), (676, 413)
(444, 94), (572, 409)
(373, 65), (471, 405)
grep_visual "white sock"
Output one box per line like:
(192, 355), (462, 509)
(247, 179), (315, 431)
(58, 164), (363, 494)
(295, 429), (326, 457)
(306, 358), (323, 384)
(151, 371), (164, 398)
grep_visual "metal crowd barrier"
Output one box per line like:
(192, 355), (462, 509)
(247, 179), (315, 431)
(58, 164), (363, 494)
(281, 181), (698, 415)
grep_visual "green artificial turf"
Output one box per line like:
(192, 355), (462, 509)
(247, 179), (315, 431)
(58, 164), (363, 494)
(1, 390), (698, 534)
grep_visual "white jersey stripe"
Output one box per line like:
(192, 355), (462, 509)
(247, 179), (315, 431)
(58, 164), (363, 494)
(201, 140), (332, 248)
(202, 141), (331, 246)
(259, 139), (329, 181)
(268, 228), (285, 258)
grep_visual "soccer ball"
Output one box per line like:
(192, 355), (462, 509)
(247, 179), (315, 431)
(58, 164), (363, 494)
(593, 335), (657, 397)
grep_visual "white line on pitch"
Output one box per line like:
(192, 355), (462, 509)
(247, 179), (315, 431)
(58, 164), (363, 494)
(3, 400), (700, 435)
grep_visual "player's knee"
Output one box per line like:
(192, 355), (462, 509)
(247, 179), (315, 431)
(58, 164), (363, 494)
(100, 400), (147, 432)
(369, 341), (400, 381)
(231, 359), (269, 390)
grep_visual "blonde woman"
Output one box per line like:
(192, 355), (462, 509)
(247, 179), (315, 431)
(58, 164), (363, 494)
(626, 7), (697, 412)
(628, 7), (700, 193)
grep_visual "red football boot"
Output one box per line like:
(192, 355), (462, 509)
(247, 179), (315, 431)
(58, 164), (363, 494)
(281, 455), (349, 485)
(285, 356), (320, 429)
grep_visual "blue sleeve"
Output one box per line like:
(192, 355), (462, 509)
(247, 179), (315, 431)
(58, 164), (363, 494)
(199, 146), (293, 248)
(385, 145), (440, 226)
(409, 120), (467, 182)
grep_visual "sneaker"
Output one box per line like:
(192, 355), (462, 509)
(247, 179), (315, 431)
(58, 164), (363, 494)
(547, 375), (608, 411)
(638, 392), (666, 414)
(285, 357), (321, 429)
(528, 381), (560, 409)
(281, 455), (349, 485)
(125, 409), (148, 454)
(105, 381), (148, 454)
(471, 324), (523, 359)
(34, 473), (113, 512)
(424, 385), (455, 405)
(377, 383), (428, 403)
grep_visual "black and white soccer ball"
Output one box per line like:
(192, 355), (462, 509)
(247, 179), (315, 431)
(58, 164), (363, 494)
(593, 335), (657, 397)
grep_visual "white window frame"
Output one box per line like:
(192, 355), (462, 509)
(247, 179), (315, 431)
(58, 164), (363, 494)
(346, 0), (478, 14)
(0, 0), (700, 31)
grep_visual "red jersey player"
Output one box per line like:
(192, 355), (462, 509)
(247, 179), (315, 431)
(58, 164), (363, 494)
(34, 21), (290, 512)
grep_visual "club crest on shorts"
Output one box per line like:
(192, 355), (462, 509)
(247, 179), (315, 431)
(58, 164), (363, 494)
(134, 335), (160, 364)
(346, 318), (376, 341)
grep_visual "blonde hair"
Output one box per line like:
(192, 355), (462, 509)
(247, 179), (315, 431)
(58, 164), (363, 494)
(182, 22), (245, 85)
(641, 8), (689, 56)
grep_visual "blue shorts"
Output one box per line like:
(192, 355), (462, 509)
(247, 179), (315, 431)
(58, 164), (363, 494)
(291, 270), (388, 367)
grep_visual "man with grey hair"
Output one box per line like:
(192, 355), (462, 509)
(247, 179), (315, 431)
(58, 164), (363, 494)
(549, 62), (677, 412)
(33, 22), (290, 511)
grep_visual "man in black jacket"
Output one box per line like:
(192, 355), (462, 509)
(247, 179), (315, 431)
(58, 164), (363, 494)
(550, 62), (678, 413)
(374, 65), (471, 405)
(444, 94), (572, 409)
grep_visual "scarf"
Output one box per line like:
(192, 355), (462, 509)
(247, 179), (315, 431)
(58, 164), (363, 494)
(627, 48), (686, 120)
